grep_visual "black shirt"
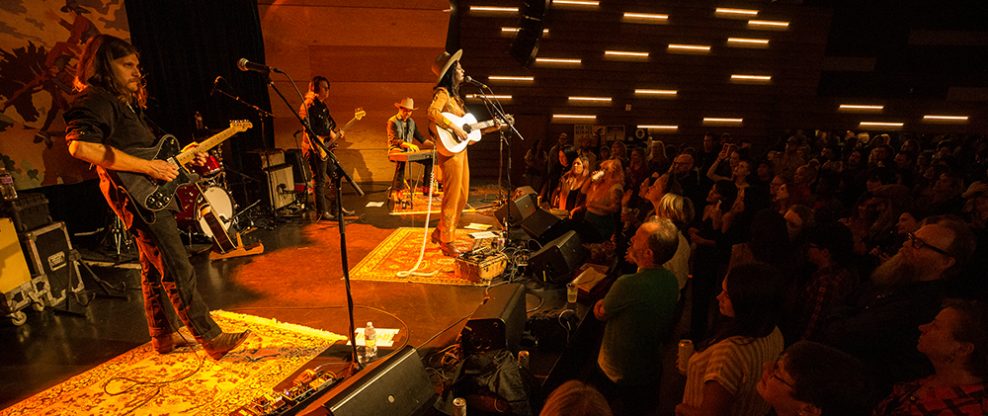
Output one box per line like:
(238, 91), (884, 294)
(307, 99), (336, 137)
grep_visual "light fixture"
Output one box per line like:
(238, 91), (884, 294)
(726, 37), (769, 48)
(838, 104), (884, 112)
(535, 57), (582, 66)
(638, 124), (679, 131)
(604, 50), (650, 60)
(552, 0), (599, 7)
(552, 114), (597, 123)
(923, 115), (969, 123)
(501, 27), (550, 36)
(748, 19), (790, 30)
(623, 12), (669, 23)
(568, 96), (612, 104)
(858, 121), (904, 129)
(715, 7), (758, 17)
(667, 44), (712, 54)
(703, 117), (743, 126)
(730, 74), (772, 83)
(634, 89), (678, 97)
(469, 6), (519, 14)
(488, 75), (535, 83)
(465, 94), (512, 101)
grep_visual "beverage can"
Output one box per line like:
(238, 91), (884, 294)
(566, 283), (578, 304)
(452, 397), (467, 416)
(517, 350), (530, 368)
(677, 339), (694, 375)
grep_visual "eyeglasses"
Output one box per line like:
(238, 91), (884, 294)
(906, 232), (951, 257)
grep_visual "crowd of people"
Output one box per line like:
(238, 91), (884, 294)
(528, 130), (988, 415)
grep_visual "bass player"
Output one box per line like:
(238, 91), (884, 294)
(299, 75), (354, 221)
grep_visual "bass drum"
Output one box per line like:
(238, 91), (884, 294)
(175, 184), (236, 237)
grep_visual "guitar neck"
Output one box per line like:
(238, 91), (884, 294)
(174, 128), (240, 165)
(337, 117), (359, 134)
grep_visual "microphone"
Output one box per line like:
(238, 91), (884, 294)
(591, 170), (605, 182)
(237, 58), (278, 74)
(209, 76), (223, 96)
(463, 76), (488, 88)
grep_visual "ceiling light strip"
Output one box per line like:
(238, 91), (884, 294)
(923, 115), (969, 121)
(568, 96), (612, 102)
(634, 89), (678, 96)
(470, 6), (519, 13)
(623, 12), (669, 22)
(668, 44), (712, 52)
(488, 75), (535, 82)
(858, 121), (904, 128)
(839, 104), (884, 111)
(748, 19), (790, 29)
(638, 124), (679, 130)
(715, 7), (759, 16)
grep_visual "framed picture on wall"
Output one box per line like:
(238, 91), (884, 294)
(574, 124), (593, 148)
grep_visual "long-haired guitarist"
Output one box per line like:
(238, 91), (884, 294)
(64, 34), (249, 360)
(299, 75), (353, 221)
(426, 50), (504, 256)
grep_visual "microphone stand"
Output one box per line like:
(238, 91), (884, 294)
(264, 69), (364, 372)
(213, 87), (278, 222)
(469, 81), (523, 246)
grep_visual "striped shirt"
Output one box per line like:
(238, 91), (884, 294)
(682, 327), (784, 416)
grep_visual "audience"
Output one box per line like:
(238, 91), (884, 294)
(594, 218), (681, 415)
(677, 262), (785, 416)
(757, 341), (875, 416)
(872, 300), (988, 415)
(520, 129), (988, 416)
(540, 380), (613, 416)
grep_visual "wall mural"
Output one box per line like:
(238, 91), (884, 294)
(0, 0), (129, 189)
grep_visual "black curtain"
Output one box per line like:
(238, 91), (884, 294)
(124, 0), (272, 174)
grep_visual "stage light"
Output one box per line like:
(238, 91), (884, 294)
(535, 57), (582, 66)
(715, 7), (758, 17)
(859, 121), (904, 129)
(623, 12), (669, 23)
(604, 50), (650, 60)
(668, 44), (712, 54)
(923, 115), (969, 123)
(470, 6), (519, 15)
(488, 75), (535, 83)
(748, 19), (789, 30)
(703, 117), (744, 126)
(839, 104), (884, 112)
(730, 74), (772, 83)
(634, 89), (678, 97)
(726, 37), (769, 48)
(638, 124), (679, 131)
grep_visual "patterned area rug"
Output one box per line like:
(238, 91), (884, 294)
(1, 311), (346, 416)
(349, 227), (487, 286)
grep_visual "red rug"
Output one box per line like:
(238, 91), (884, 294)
(348, 227), (487, 286)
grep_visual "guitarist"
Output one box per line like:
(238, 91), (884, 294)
(299, 75), (354, 221)
(426, 50), (505, 256)
(63, 35), (249, 359)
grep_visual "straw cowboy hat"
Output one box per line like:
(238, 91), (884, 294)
(431, 49), (463, 82)
(394, 97), (417, 110)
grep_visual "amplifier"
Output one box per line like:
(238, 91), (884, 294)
(19, 222), (84, 307)
(461, 283), (527, 353)
(1, 218), (34, 321)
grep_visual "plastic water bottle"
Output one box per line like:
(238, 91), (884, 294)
(364, 322), (377, 361)
(0, 168), (16, 201)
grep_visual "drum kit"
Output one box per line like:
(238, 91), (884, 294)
(175, 149), (239, 240)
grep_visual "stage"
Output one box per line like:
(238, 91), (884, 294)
(0, 182), (552, 413)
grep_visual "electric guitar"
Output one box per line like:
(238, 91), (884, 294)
(314, 108), (366, 160)
(435, 112), (513, 157)
(107, 120), (252, 223)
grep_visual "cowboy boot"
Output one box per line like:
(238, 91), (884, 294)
(202, 330), (251, 360)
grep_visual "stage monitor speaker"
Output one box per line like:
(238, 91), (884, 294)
(521, 209), (562, 244)
(323, 345), (435, 416)
(510, 0), (549, 67)
(264, 163), (295, 211)
(528, 230), (587, 284)
(461, 283), (527, 353)
(494, 190), (538, 225)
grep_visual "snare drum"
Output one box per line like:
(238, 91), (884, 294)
(175, 184), (236, 237)
(189, 153), (223, 178)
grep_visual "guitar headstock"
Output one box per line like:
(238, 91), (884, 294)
(354, 108), (367, 120)
(229, 120), (254, 132)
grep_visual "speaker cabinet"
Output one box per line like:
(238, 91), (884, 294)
(461, 283), (527, 353)
(264, 163), (295, 211)
(528, 230), (588, 284)
(510, 0), (550, 66)
(323, 346), (436, 416)
(495, 191), (539, 225)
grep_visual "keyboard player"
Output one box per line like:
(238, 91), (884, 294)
(387, 97), (434, 194)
